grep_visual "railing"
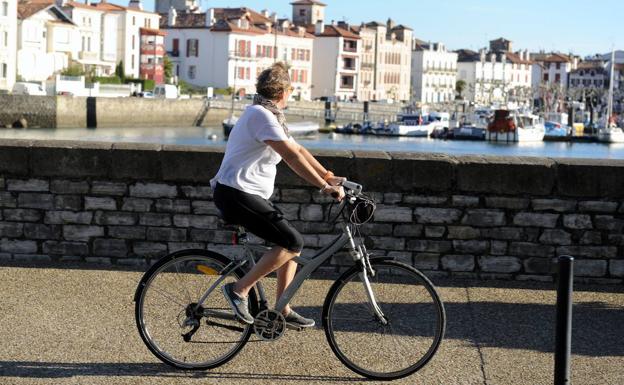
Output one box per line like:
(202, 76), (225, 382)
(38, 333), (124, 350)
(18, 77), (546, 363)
(343, 44), (357, 53)
(79, 51), (99, 61)
(140, 63), (164, 72)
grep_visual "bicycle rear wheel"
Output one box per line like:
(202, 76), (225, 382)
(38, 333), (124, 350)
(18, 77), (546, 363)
(135, 249), (257, 370)
(322, 259), (445, 380)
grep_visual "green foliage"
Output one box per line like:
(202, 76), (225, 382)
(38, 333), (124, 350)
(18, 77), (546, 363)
(93, 76), (122, 85)
(178, 80), (205, 95)
(214, 87), (233, 95)
(125, 78), (155, 91)
(115, 61), (125, 81)
(455, 80), (467, 99)
(163, 56), (173, 80)
(61, 64), (85, 77)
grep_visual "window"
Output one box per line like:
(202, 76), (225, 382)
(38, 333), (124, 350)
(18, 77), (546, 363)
(132, 16), (136, 26)
(172, 38), (179, 56)
(543, 73), (549, 82)
(131, 54), (135, 69)
(555, 73), (561, 83)
(132, 35), (135, 50)
(299, 9), (305, 16)
(556, 62), (561, 70)
(187, 39), (198, 57)
(1, 63), (6, 78)
(1, 2), (7, 16)
(188, 65), (196, 79)
(2, 31), (6, 47)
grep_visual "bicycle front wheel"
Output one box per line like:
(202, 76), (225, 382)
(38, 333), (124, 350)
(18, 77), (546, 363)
(135, 249), (257, 370)
(322, 259), (446, 380)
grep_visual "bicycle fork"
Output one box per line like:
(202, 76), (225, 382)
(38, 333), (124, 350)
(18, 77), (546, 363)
(343, 224), (388, 325)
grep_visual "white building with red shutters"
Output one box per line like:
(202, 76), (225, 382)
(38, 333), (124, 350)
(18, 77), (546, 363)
(159, 6), (314, 99)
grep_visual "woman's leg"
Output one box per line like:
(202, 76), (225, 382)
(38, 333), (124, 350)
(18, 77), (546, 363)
(275, 259), (298, 315)
(233, 246), (298, 298)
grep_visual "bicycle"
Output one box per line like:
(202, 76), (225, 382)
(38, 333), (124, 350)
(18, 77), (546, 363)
(134, 180), (446, 381)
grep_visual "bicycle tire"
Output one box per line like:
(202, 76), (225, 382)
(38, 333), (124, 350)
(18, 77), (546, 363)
(322, 259), (446, 380)
(135, 249), (258, 370)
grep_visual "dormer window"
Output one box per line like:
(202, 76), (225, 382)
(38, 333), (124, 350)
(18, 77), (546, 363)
(299, 9), (306, 16)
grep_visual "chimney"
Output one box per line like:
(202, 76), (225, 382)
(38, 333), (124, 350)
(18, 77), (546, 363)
(128, 0), (142, 10)
(205, 8), (214, 27)
(297, 26), (305, 37)
(261, 9), (269, 18)
(315, 20), (324, 35)
(331, 20), (337, 26)
(168, 6), (177, 27)
(270, 12), (277, 23)
(479, 48), (486, 62)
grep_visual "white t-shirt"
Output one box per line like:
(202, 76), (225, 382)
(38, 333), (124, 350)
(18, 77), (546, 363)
(211, 105), (293, 200)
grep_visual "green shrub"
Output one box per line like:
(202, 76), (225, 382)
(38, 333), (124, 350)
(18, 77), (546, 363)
(93, 76), (122, 84)
(124, 78), (155, 91)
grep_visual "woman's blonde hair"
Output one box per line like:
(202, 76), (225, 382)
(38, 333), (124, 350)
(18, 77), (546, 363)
(256, 62), (291, 101)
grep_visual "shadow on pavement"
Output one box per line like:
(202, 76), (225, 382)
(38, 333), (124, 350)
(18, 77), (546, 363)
(0, 361), (363, 382)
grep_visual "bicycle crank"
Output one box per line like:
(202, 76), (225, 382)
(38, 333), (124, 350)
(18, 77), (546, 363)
(253, 309), (286, 341)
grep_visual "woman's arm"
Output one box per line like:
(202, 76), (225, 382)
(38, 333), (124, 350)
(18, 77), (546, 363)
(295, 141), (346, 186)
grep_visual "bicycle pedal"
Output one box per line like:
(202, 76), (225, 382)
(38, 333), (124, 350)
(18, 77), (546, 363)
(285, 324), (304, 332)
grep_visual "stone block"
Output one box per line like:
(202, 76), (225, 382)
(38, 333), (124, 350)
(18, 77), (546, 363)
(0, 141), (30, 175)
(425, 226), (446, 238)
(173, 215), (217, 229)
(578, 201), (619, 213)
(180, 185), (213, 199)
(447, 226), (480, 240)
(509, 242), (555, 258)
(562, 214), (593, 230)
(609, 260), (624, 278)
(390, 152), (455, 192)
(43, 241), (89, 256)
(291, 221), (335, 234)
(359, 223), (393, 236)
(607, 234), (624, 246)
(351, 151), (390, 192)
(132, 242), (168, 257)
(94, 211), (137, 226)
(110, 143), (161, 180)
(277, 203), (299, 221)
(160, 145), (223, 183)
(580, 231), (603, 245)
(0, 192), (16, 208)
(406, 240), (452, 253)
(393, 224), (423, 237)
(7, 179), (49, 192)
(478, 256), (522, 273)
(50, 179), (89, 194)
(453, 240), (489, 254)
(0, 222), (24, 237)
(457, 156), (555, 195)
(63, 225), (104, 241)
(490, 241), (508, 255)
(93, 238), (128, 257)
(300, 204), (324, 222)
(108, 226), (146, 240)
(403, 195), (448, 205)
(523, 257), (556, 274)
(513, 213), (559, 228)
(18, 193), (54, 209)
(485, 197), (530, 210)
(85, 196), (117, 211)
(370, 236), (404, 250)
(24, 223), (61, 240)
(374, 205), (412, 223)
(129, 182), (177, 198)
(122, 198), (154, 212)
(84, 257), (112, 264)
(531, 199), (576, 212)
(44, 211), (92, 225)
(451, 195), (480, 207)
(54, 195), (82, 211)
(91, 181), (127, 196)
(189, 200), (215, 215)
(461, 210), (506, 227)
(539, 230), (572, 246)
(556, 158), (624, 198)
(594, 216), (624, 232)
(280, 189), (311, 203)
(3, 209), (41, 222)
(155, 199), (193, 215)
(31, 143), (112, 178)
(383, 193), (402, 204)
(138, 213), (171, 227)
(556, 246), (617, 259)
(413, 253), (439, 270)
(0, 239), (38, 254)
(441, 254), (475, 272)
(574, 260), (608, 277)
(301, 234), (320, 248)
(414, 208), (462, 224)
(168, 242), (206, 253)
(147, 227), (187, 242)
(13, 254), (53, 263)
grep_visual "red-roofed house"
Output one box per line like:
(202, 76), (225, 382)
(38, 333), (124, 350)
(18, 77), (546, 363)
(530, 51), (579, 91)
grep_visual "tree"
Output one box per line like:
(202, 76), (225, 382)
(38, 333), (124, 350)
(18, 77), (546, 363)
(163, 55), (173, 82)
(61, 64), (85, 77)
(115, 61), (125, 82)
(455, 80), (467, 99)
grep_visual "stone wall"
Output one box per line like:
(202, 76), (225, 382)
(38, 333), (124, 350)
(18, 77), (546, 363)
(0, 138), (622, 284)
(0, 95), (56, 128)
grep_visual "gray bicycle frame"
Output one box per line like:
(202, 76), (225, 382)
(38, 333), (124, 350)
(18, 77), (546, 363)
(194, 221), (386, 321)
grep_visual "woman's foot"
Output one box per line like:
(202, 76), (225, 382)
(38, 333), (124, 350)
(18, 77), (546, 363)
(283, 309), (315, 329)
(222, 283), (254, 324)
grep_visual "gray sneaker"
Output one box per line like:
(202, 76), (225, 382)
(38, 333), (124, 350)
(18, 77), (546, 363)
(222, 283), (254, 325)
(284, 309), (315, 329)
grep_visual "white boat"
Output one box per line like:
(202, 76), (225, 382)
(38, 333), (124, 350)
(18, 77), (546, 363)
(288, 121), (320, 137)
(597, 50), (624, 143)
(487, 110), (545, 142)
(387, 112), (450, 137)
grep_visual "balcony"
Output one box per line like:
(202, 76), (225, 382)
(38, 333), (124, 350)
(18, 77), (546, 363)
(141, 44), (166, 56)
(343, 41), (358, 53)
(79, 51), (99, 61)
(140, 63), (164, 73)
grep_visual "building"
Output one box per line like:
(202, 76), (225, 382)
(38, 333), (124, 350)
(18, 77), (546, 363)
(530, 52), (579, 93)
(139, 27), (165, 83)
(456, 38), (532, 105)
(411, 40), (457, 104)
(568, 60), (607, 91)
(160, 7), (314, 99)
(291, 0), (325, 26)
(154, 0), (198, 14)
(352, 19), (412, 102)
(17, 0), (78, 82)
(0, 0), (17, 91)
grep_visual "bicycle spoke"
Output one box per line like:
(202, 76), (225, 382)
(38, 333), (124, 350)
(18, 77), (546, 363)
(147, 285), (188, 309)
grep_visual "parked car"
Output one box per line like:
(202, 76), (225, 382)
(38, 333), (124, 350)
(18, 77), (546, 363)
(140, 91), (154, 98)
(12, 82), (46, 96)
(153, 84), (179, 99)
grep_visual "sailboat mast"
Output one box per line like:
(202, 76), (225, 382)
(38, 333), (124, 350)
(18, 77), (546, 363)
(607, 50), (615, 120)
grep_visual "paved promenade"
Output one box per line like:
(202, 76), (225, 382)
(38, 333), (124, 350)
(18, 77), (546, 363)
(0, 262), (622, 385)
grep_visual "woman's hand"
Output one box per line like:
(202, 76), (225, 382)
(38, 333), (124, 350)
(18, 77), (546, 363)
(326, 175), (347, 187)
(322, 185), (345, 201)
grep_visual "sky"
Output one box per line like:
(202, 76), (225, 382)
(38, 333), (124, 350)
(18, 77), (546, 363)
(117, 0), (624, 56)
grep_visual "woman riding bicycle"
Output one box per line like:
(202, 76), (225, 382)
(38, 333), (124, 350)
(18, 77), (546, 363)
(210, 62), (346, 328)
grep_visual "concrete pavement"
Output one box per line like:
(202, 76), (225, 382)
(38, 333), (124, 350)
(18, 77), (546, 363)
(0, 262), (622, 385)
